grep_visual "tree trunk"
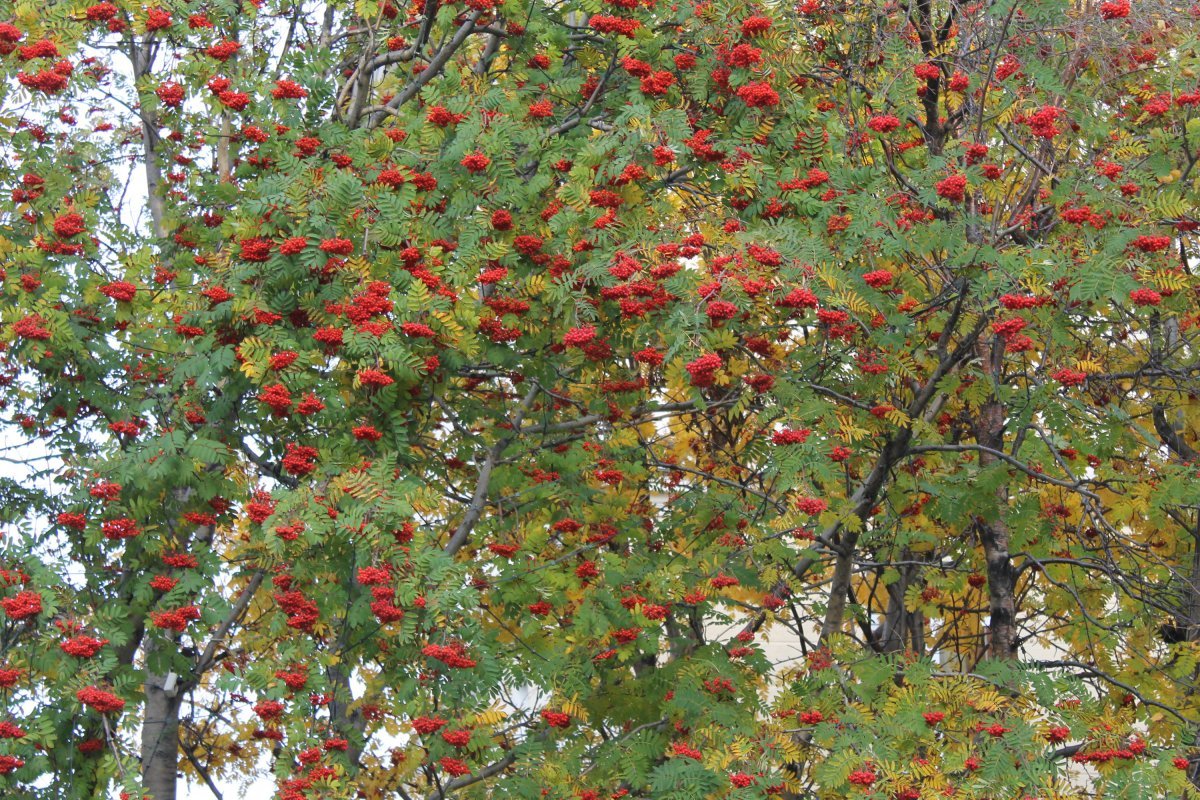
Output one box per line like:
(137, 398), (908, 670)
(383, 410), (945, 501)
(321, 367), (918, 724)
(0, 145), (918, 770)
(973, 336), (1018, 661)
(878, 560), (924, 656)
(140, 665), (182, 800)
(976, 510), (1018, 660)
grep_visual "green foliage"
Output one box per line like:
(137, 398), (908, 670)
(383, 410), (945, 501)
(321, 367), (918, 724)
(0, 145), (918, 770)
(0, 0), (1198, 799)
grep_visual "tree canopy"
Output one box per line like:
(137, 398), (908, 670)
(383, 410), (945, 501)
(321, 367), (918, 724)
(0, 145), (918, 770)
(1, 0), (1200, 798)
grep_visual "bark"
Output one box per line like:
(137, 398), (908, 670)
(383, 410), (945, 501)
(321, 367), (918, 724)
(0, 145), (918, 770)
(129, 40), (166, 239)
(1153, 403), (1198, 463)
(136, 491), (216, 797)
(361, 12), (483, 129)
(820, 538), (859, 642)
(327, 660), (369, 768)
(141, 122), (167, 239)
(911, 0), (946, 155)
(878, 560), (924, 656)
(976, 507), (1018, 660)
(816, 417), (923, 640)
(141, 638), (183, 800)
(818, 297), (983, 641)
(818, 432), (910, 642)
(972, 337), (1018, 660)
(217, 112), (233, 183)
(444, 384), (539, 555)
(129, 36), (185, 796)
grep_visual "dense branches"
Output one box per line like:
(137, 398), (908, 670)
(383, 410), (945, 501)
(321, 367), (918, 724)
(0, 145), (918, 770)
(0, 0), (1199, 799)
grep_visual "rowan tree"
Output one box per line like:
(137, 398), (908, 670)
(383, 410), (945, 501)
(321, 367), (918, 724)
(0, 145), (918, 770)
(1, 0), (1199, 799)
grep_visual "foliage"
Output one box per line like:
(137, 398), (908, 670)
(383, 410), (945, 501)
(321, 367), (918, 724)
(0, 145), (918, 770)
(0, 0), (1198, 798)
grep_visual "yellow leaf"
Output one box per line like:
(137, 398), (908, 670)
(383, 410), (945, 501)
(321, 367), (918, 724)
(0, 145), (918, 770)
(558, 696), (590, 723)
(473, 706), (507, 727)
(524, 273), (546, 298)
